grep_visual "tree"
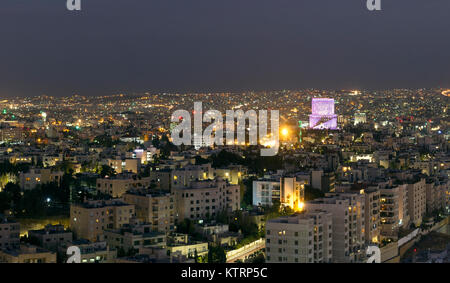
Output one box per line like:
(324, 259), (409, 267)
(0, 173), (17, 190)
(194, 155), (209, 165)
(151, 135), (160, 148)
(93, 134), (116, 147)
(0, 191), (10, 213)
(248, 252), (265, 263)
(140, 164), (151, 177)
(304, 185), (325, 201)
(117, 247), (126, 258)
(241, 177), (256, 208)
(3, 182), (21, 203)
(56, 160), (74, 174)
(215, 210), (229, 224)
(176, 219), (196, 235)
(208, 245), (226, 263)
(99, 165), (116, 178)
(159, 134), (178, 157)
(211, 150), (244, 168)
(228, 211), (259, 239)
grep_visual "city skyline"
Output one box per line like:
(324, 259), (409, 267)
(0, 86), (447, 264)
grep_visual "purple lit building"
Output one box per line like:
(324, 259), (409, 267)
(309, 98), (337, 129)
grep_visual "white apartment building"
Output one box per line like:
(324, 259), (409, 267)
(123, 189), (175, 233)
(252, 178), (281, 207)
(266, 211), (332, 263)
(306, 193), (365, 263)
(407, 177), (426, 226)
(175, 178), (240, 221)
(334, 185), (381, 244)
(149, 164), (213, 191)
(253, 176), (305, 211)
(425, 179), (447, 214)
(364, 187), (381, 244)
(106, 158), (140, 174)
(96, 173), (152, 197)
(379, 184), (409, 237)
(70, 199), (135, 242)
(19, 168), (64, 190)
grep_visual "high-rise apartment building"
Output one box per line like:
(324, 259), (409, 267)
(407, 177), (426, 226)
(266, 210), (332, 263)
(363, 187), (381, 244)
(306, 193), (365, 263)
(379, 184), (409, 237)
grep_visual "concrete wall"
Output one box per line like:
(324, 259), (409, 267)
(380, 242), (399, 263)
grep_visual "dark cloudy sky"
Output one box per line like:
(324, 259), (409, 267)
(1, 0), (449, 97)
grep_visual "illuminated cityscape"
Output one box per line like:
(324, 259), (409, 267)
(0, 89), (447, 264)
(0, 0), (449, 270)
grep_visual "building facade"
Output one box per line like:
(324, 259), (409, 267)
(123, 189), (175, 233)
(70, 199), (135, 242)
(266, 211), (332, 263)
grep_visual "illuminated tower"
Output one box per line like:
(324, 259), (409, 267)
(309, 98), (337, 130)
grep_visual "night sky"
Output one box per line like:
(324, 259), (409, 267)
(1, 0), (450, 97)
